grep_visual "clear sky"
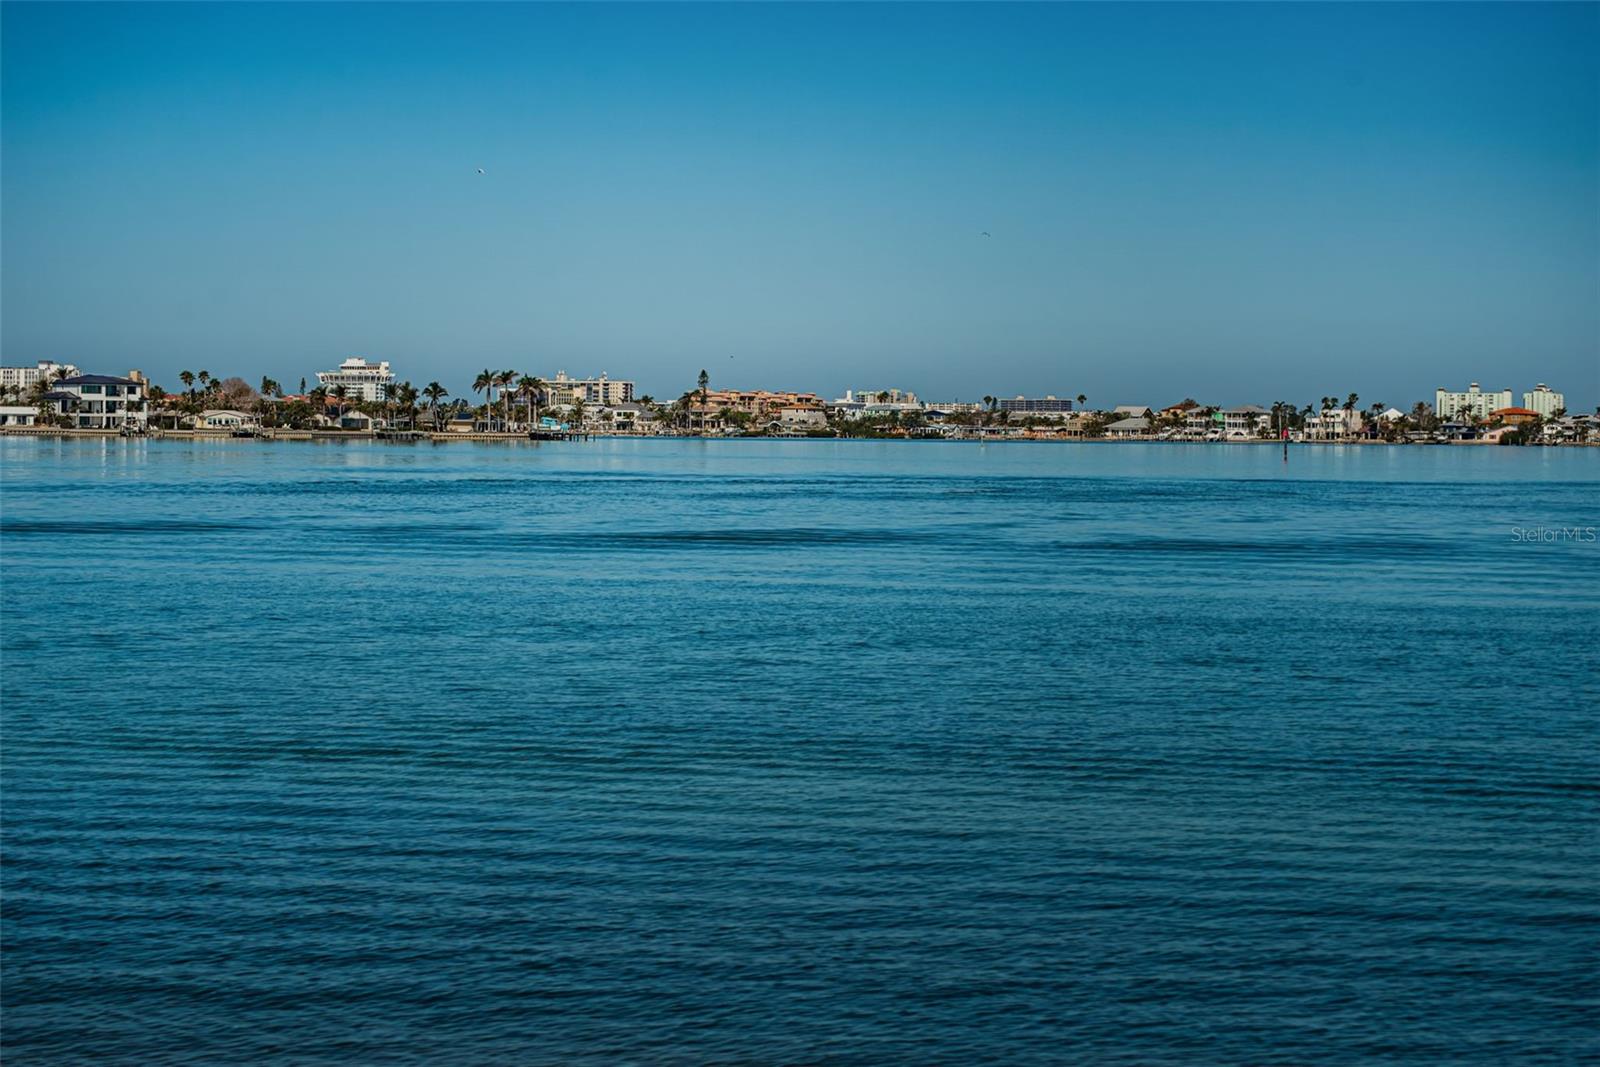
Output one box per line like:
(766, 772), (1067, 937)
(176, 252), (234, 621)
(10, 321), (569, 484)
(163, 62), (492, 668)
(3, 2), (1596, 410)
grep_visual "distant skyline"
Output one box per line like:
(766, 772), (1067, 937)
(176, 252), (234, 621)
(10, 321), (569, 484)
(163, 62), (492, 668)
(3, 3), (1596, 410)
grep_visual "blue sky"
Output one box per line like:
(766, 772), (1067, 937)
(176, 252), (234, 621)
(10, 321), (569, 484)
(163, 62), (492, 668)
(3, 3), (1596, 410)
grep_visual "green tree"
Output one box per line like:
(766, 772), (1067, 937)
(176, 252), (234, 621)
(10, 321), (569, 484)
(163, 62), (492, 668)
(422, 382), (449, 429)
(497, 369), (517, 429)
(472, 369), (494, 428)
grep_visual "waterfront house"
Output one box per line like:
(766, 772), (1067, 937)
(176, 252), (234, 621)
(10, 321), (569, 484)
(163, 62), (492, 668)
(600, 403), (658, 434)
(1488, 406), (1539, 427)
(195, 409), (259, 430)
(0, 405), (40, 426)
(1304, 408), (1362, 441)
(48, 374), (149, 430)
(1184, 408), (1220, 438)
(777, 404), (828, 430)
(1222, 405), (1271, 439)
(1112, 405), (1154, 419)
(1106, 416), (1151, 438)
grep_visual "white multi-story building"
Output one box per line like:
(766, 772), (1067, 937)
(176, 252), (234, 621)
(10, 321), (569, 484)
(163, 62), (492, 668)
(1436, 383), (1513, 420)
(1304, 407), (1363, 441)
(1222, 405), (1272, 438)
(316, 357), (395, 402)
(830, 388), (923, 416)
(1, 360), (80, 392)
(46, 374), (149, 430)
(1523, 384), (1565, 417)
(543, 371), (634, 407)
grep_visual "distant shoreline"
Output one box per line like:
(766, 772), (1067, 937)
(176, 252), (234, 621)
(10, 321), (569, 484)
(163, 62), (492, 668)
(2, 427), (1594, 447)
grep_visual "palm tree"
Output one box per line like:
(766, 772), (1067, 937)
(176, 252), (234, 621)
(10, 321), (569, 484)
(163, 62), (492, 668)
(393, 381), (418, 428)
(332, 384), (349, 419)
(1076, 393), (1087, 409)
(422, 382), (448, 429)
(472, 368), (494, 428)
(496, 369), (517, 429)
(179, 370), (195, 399)
(530, 377), (547, 426)
(674, 391), (696, 431)
(514, 375), (539, 429)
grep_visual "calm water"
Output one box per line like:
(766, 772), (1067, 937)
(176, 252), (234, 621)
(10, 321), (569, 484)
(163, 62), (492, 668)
(3, 438), (1597, 1064)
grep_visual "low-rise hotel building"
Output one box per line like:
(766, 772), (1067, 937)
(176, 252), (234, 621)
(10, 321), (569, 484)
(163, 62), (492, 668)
(996, 395), (1074, 416)
(316, 357), (395, 402)
(1523, 384), (1565, 417)
(1, 360), (80, 392)
(1436, 383), (1513, 420)
(544, 371), (634, 407)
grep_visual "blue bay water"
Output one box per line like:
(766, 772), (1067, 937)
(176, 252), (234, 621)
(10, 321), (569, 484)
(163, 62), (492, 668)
(2, 438), (1597, 1064)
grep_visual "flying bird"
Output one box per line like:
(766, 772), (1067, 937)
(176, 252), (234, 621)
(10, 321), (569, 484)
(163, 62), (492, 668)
(980, 231), (991, 237)
(476, 167), (485, 175)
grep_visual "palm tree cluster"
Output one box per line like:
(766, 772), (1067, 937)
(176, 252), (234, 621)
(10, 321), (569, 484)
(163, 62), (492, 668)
(470, 368), (548, 431)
